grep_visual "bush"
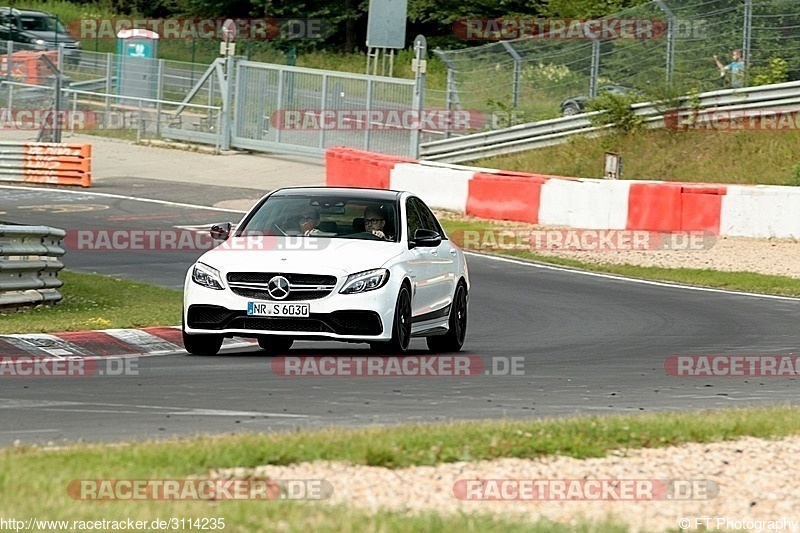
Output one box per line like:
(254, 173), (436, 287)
(750, 57), (789, 86)
(585, 91), (644, 134)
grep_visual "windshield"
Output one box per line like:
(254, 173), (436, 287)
(20, 15), (67, 33)
(237, 194), (400, 242)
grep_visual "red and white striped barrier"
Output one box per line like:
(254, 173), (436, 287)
(325, 148), (800, 239)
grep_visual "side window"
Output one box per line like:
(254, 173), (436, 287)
(410, 197), (444, 237)
(405, 198), (422, 241)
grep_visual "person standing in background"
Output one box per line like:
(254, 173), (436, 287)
(714, 49), (745, 88)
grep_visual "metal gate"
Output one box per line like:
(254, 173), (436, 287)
(232, 61), (417, 158)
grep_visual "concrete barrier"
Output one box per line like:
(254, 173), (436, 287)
(325, 147), (800, 239)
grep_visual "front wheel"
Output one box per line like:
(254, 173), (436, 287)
(257, 335), (294, 355)
(427, 282), (468, 353)
(182, 330), (224, 356)
(378, 285), (412, 354)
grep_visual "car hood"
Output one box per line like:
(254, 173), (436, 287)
(196, 237), (404, 275)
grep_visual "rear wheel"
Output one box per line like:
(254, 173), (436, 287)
(374, 284), (412, 354)
(427, 282), (468, 353)
(257, 335), (294, 355)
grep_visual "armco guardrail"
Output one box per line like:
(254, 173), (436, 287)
(420, 80), (800, 163)
(0, 224), (66, 309)
(0, 142), (92, 187)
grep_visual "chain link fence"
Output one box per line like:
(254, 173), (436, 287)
(434, 0), (800, 125)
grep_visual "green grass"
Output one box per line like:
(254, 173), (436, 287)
(474, 128), (800, 186)
(0, 270), (182, 334)
(3, 406), (799, 528)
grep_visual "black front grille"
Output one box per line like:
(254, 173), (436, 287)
(229, 288), (330, 301)
(187, 305), (238, 329)
(227, 272), (336, 285)
(188, 305), (383, 336)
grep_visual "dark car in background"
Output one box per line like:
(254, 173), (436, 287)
(560, 84), (636, 116)
(0, 7), (81, 65)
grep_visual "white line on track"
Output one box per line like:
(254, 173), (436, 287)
(0, 185), (250, 214)
(466, 251), (800, 302)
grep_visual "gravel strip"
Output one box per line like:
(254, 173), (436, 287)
(434, 211), (800, 279)
(526, 234), (800, 279)
(213, 435), (800, 531)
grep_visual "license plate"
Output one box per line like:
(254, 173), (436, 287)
(247, 302), (309, 317)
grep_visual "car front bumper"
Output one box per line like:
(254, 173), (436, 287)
(183, 274), (400, 342)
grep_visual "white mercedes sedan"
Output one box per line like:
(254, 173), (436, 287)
(182, 187), (469, 356)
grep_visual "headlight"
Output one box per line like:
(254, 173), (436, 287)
(32, 39), (46, 46)
(192, 262), (224, 290)
(73, 41), (81, 48)
(339, 268), (389, 294)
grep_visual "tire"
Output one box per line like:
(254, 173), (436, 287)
(562, 102), (581, 116)
(182, 329), (224, 356)
(257, 335), (294, 355)
(427, 282), (468, 353)
(381, 284), (412, 354)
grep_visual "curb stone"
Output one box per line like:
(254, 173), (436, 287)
(0, 327), (257, 359)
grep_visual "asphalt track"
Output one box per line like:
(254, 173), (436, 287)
(1, 183), (799, 445)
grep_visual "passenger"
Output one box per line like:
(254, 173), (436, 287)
(298, 206), (321, 236)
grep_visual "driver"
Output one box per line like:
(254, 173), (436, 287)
(364, 205), (390, 240)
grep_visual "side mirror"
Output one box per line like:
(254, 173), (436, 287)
(410, 228), (441, 248)
(210, 222), (232, 241)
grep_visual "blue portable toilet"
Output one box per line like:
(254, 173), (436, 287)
(116, 28), (159, 104)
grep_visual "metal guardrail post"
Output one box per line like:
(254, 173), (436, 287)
(0, 224), (66, 310)
(410, 36), (427, 159)
(105, 52), (113, 129)
(590, 40), (600, 98)
(221, 54), (233, 151)
(364, 78), (373, 151)
(743, 0), (753, 70)
(275, 67), (284, 146)
(156, 59), (164, 137)
(500, 42), (522, 109)
(320, 74), (328, 149)
(656, 0), (676, 86)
